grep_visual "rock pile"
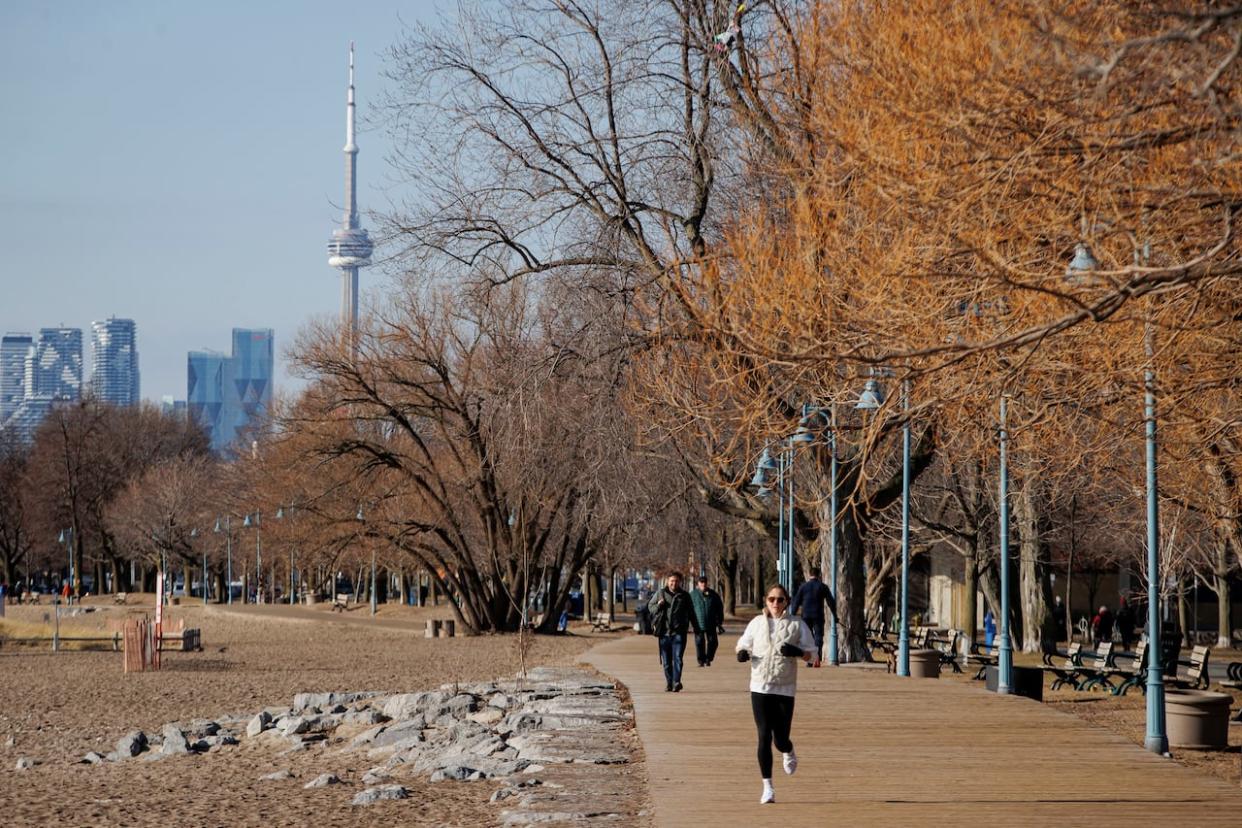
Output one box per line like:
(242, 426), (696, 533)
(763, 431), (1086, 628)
(83, 667), (635, 823)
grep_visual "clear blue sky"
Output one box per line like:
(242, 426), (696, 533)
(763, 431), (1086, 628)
(0, 0), (434, 401)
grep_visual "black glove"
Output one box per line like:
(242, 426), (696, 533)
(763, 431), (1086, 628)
(717, 625), (726, 635)
(779, 643), (803, 658)
(736, 649), (750, 662)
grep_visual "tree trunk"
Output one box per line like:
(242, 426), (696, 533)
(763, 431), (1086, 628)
(717, 530), (739, 617)
(961, 553), (978, 643)
(607, 566), (616, 622)
(822, 500), (871, 662)
(1014, 469), (1052, 653)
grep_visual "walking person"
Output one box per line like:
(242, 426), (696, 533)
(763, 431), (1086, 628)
(690, 576), (725, 667)
(736, 583), (816, 804)
(1115, 596), (1136, 650)
(790, 567), (837, 666)
(1092, 604), (1114, 649)
(648, 572), (698, 692)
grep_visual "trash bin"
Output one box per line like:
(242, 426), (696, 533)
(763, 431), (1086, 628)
(1166, 688), (1231, 750)
(984, 665), (1044, 701)
(908, 649), (941, 678)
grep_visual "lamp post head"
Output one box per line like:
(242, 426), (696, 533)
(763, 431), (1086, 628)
(243, 514), (253, 528)
(757, 447), (778, 472)
(276, 507), (284, 520)
(791, 407), (821, 444)
(58, 529), (65, 543)
(855, 378), (884, 410)
(214, 518), (222, 533)
(1066, 242), (1099, 283)
(749, 465), (771, 489)
(355, 505), (365, 522)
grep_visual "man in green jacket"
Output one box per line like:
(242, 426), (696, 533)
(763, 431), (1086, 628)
(648, 572), (699, 692)
(691, 576), (725, 667)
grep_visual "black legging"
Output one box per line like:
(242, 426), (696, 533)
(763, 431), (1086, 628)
(750, 691), (795, 778)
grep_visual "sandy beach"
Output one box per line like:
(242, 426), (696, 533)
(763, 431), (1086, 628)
(0, 598), (649, 827)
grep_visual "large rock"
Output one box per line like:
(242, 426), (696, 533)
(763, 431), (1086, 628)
(303, 772), (341, 789)
(161, 724), (190, 755)
(81, 751), (105, 765)
(15, 757), (34, 770)
(352, 784), (408, 806)
(246, 711), (272, 738)
(382, 692), (441, 721)
(292, 691), (380, 712)
(115, 730), (148, 758)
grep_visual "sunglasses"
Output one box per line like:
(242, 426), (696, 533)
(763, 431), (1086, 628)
(766, 596), (787, 604)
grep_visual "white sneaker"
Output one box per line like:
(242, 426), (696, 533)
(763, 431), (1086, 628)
(782, 749), (797, 775)
(760, 781), (775, 804)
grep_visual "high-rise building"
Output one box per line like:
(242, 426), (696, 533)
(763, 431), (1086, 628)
(3, 395), (58, 445)
(90, 317), (140, 406)
(26, 327), (83, 401)
(187, 328), (274, 454)
(0, 333), (33, 426)
(326, 43), (372, 348)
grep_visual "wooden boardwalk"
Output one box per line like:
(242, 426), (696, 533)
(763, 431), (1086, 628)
(585, 634), (1242, 827)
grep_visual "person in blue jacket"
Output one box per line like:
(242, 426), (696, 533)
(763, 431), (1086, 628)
(789, 568), (837, 666)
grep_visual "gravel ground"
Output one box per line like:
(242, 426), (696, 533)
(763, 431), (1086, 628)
(0, 598), (647, 827)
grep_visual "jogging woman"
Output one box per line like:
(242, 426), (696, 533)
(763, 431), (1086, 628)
(735, 582), (815, 804)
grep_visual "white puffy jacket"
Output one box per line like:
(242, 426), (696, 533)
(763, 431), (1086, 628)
(736, 612), (815, 697)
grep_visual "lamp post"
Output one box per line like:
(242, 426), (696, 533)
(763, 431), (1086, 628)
(191, 527), (207, 607)
(827, 405), (840, 665)
(996, 394), (1013, 693)
(276, 507), (295, 605)
(57, 527), (74, 604)
(214, 516), (233, 605)
(1067, 239), (1166, 751)
(243, 513), (261, 604)
(897, 379), (912, 677)
(357, 504), (375, 616)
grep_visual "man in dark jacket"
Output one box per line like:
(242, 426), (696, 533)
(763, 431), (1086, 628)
(648, 571), (699, 691)
(690, 576), (725, 667)
(790, 568), (837, 666)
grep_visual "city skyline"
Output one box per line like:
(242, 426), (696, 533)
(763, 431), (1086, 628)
(1, 1), (428, 403)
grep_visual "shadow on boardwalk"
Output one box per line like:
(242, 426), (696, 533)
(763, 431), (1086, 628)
(585, 634), (1242, 827)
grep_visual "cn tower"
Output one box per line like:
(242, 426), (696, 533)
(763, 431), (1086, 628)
(326, 42), (373, 347)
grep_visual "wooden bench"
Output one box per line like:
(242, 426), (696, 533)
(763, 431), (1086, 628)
(1168, 645), (1211, 690)
(1109, 640), (1148, 696)
(114, 592), (128, 605)
(964, 641), (999, 680)
(1220, 661), (1242, 691)
(1070, 642), (1118, 691)
(929, 629), (963, 673)
(22, 592), (41, 605)
(1042, 642), (1084, 690)
(591, 613), (612, 632)
(331, 593), (350, 612)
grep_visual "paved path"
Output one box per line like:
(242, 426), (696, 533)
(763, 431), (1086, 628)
(585, 633), (1242, 827)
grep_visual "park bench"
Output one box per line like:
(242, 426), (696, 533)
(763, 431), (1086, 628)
(1168, 645), (1211, 691)
(1070, 642), (1118, 691)
(1041, 642), (1084, 690)
(22, 591), (41, 605)
(332, 593), (351, 612)
(1110, 640), (1149, 696)
(928, 629), (963, 673)
(114, 592), (128, 605)
(964, 640), (999, 680)
(1220, 662), (1242, 722)
(867, 626), (897, 655)
(591, 613), (613, 632)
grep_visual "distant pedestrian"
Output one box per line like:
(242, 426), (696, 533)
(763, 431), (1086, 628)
(790, 567), (837, 666)
(648, 572), (698, 692)
(690, 576), (725, 667)
(736, 583), (815, 804)
(1115, 596), (1135, 649)
(983, 608), (996, 648)
(60, 581), (71, 605)
(1052, 595), (1067, 642)
(1092, 605), (1114, 649)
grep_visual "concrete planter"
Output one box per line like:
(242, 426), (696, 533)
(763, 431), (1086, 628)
(304, 594), (319, 605)
(1165, 688), (1231, 750)
(908, 649), (940, 678)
